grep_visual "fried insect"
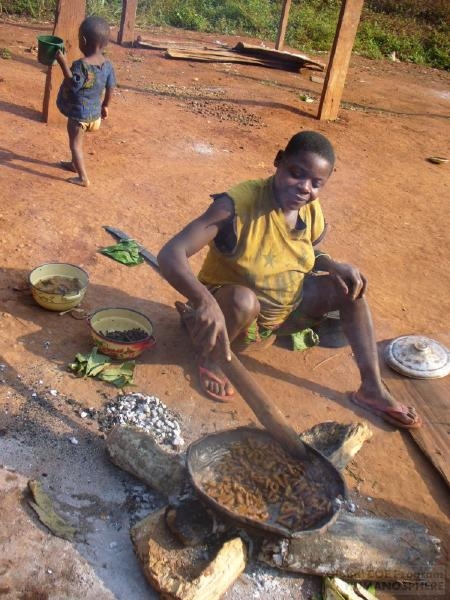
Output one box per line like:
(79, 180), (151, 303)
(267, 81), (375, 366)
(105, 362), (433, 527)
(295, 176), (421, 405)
(200, 438), (333, 531)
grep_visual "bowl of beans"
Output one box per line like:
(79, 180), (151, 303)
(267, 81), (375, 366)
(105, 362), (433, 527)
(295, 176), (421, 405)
(88, 307), (155, 360)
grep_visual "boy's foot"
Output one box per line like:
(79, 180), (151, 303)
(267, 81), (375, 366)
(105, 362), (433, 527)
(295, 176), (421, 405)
(351, 389), (421, 429)
(68, 176), (90, 187)
(59, 161), (77, 173)
(174, 301), (234, 401)
(199, 360), (234, 401)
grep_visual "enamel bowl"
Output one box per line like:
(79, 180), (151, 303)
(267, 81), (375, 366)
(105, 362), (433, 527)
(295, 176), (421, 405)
(29, 263), (89, 311)
(88, 307), (155, 360)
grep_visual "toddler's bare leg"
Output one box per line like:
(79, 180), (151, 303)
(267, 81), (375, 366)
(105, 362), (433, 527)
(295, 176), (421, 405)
(67, 119), (90, 187)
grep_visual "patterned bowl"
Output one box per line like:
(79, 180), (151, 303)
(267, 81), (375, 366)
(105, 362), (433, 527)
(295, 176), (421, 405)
(29, 263), (89, 311)
(88, 307), (155, 360)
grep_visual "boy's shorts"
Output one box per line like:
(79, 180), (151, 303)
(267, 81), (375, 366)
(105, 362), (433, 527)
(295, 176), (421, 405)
(241, 308), (323, 347)
(78, 117), (101, 132)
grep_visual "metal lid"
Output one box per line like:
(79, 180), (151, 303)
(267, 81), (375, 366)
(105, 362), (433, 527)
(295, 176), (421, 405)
(385, 335), (450, 379)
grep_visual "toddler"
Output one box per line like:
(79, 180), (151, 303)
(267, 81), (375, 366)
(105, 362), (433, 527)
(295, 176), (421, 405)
(56, 15), (116, 187)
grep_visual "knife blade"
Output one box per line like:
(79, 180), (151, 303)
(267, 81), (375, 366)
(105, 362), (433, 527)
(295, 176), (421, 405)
(103, 226), (160, 270)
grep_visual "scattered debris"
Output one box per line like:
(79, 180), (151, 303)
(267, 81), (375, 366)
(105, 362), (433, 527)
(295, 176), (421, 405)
(27, 479), (77, 541)
(323, 576), (377, 599)
(99, 392), (184, 448)
(426, 156), (448, 165)
(299, 93), (315, 103)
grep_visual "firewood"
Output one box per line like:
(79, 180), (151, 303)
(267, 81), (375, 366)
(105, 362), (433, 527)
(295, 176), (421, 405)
(131, 508), (247, 600)
(106, 425), (187, 496)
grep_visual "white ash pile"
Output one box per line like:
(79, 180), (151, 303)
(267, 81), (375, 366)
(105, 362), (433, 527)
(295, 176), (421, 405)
(98, 392), (184, 448)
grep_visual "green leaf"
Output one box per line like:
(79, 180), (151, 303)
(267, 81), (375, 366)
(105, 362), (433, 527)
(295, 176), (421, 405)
(98, 239), (144, 266)
(85, 347), (111, 375)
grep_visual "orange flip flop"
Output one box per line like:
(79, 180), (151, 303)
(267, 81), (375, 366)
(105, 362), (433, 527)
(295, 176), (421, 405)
(351, 392), (422, 429)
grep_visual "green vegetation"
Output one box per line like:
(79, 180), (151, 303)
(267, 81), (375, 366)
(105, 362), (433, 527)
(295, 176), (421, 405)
(1, 0), (448, 70)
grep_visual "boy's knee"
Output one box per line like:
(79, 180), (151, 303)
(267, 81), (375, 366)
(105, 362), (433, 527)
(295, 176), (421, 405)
(218, 285), (260, 320)
(231, 286), (260, 319)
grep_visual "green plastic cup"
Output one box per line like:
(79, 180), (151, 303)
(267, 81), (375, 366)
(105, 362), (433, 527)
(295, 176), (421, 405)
(37, 35), (64, 66)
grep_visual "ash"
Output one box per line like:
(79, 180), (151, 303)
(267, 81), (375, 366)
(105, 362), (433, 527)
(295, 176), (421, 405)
(98, 392), (184, 448)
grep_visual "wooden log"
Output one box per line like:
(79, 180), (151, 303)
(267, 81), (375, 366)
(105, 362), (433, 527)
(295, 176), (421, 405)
(106, 425), (187, 497)
(299, 421), (372, 472)
(259, 512), (441, 581)
(118, 0), (138, 46)
(318, 0), (364, 121)
(275, 0), (292, 51)
(131, 508), (247, 600)
(42, 0), (85, 124)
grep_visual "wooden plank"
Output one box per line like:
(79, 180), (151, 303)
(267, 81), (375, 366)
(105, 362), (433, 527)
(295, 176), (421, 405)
(118, 0), (138, 46)
(165, 46), (324, 72)
(378, 337), (450, 488)
(318, 0), (364, 121)
(165, 48), (287, 70)
(234, 42), (325, 70)
(42, 0), (85, 124)
(137, 38), (229, 51)
(275, 0), (292, 51)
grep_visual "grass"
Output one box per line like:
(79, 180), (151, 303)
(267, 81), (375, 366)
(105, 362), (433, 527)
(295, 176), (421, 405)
(1, 0), (448, 70)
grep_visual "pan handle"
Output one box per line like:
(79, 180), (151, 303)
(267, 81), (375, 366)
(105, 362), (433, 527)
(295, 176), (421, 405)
(220, 351), (307, 460)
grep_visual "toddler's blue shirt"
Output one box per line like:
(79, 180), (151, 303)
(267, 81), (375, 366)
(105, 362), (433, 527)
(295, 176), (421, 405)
(57, 59), (116, 122)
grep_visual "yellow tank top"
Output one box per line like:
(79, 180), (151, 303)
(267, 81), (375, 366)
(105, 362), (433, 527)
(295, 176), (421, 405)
(198, 176), (325, 328)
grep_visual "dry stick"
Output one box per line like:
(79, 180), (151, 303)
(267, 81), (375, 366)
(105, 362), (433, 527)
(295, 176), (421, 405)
(312, 353), (341, 370)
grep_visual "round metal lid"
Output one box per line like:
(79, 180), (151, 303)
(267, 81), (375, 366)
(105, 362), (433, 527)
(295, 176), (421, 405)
(385, 335), (450, 379)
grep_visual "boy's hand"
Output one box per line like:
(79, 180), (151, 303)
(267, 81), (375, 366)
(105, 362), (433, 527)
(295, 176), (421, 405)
(101, 105), (109, 119)
(329, 261), (367, 300)
(177, 298), (231, 362)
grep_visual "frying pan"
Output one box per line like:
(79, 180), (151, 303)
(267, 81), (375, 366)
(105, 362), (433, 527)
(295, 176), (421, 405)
(187, 426), (347, 538)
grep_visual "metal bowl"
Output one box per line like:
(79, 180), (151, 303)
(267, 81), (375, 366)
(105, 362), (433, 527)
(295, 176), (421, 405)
(187, 427), (347, 539)
(29, 262), (89, 311)
(88, 307), (155, 360)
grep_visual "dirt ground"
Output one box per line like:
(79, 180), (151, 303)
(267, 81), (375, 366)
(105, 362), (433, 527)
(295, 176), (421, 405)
(0, 15), (449, 600)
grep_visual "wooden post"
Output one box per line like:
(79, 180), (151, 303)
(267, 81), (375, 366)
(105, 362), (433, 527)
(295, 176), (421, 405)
(318, 0), (364, 121)
(275, 0), (292, 51)
(118, 0), (138, 46)
(42, 0), (86, 124)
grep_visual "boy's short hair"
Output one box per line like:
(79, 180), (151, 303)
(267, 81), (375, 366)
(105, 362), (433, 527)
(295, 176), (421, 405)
(284, 131), (336, 167)
(80, 16), (110, 48)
